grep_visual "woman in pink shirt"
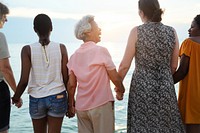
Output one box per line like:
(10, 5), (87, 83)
(67, 15), (125, 133)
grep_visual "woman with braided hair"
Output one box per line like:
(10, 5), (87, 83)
(12, 14), (69, 133)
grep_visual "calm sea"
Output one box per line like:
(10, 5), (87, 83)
(8, 42), (179, 133)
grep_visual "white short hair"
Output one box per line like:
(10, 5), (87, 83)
(74, 15), (94, 40)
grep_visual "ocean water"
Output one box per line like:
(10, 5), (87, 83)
(8, 42), (131, 133)
(8, 42), (179, 133)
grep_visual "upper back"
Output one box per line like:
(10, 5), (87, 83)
(28, 42), (66, 97)
(136, 22), (175, 68)
(29, 41), (62, 77)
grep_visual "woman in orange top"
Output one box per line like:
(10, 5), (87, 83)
(173, 14), (200, 133)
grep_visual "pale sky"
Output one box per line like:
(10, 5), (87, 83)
(1, 0), (200, 42)
(3, 0), (199, 22)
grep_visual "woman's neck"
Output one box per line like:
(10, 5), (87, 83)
(142, 17), (151, 24)
(190, 36), (200, 44)
(39, 37), (50, 46)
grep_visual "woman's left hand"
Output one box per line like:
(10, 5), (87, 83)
(66, 105), (75, 118)
(12, 97), (23, 108)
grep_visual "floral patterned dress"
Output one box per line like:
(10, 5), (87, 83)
(127, 22), (185, 133)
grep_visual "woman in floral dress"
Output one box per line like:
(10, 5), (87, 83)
(118, 0), (185, 132)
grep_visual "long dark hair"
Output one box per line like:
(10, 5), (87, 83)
(33, 14), (52, 46)
(138, 0), (163, 22)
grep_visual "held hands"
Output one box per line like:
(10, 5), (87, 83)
(66, 105), (75, 118)
(12, 97), (23, 108)
(115, 87), (124, 100)
(116, 92), (124, 100)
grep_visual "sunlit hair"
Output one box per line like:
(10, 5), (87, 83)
(194, 14), (200, 28)
(0, 2), (9, 20)
(138, 0), (163, 22)
(74, 15), (94, 40)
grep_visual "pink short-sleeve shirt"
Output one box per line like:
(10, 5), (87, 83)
(67, 41), (115, 111)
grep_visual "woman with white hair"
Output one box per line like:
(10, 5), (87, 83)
(67, 15), (125, 133)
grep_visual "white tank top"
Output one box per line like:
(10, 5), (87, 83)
(28, 42), (65, 98)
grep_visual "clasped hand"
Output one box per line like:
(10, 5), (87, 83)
(11, 97), (23, 108)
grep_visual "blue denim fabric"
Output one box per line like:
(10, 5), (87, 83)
(29, 91), (67, 119)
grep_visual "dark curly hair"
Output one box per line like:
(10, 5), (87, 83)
(194, 15), (200, 28)
(138, 0), (163, 22)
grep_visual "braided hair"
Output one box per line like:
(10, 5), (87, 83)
(33, 14), (52, 46)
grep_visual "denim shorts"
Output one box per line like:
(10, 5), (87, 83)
(29, 91), (67, 119)
(0, 80), (10, 132)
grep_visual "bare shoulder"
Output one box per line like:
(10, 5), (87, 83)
(130, 26), (138, 34)
(60, 43), (67, 50)
(20, 45), (31, 60)
(22, 45), (31, 54)
(60, 43), (66, 47)
(59, 43), (67, 54)
(129, 26), (138, 39)
(128, 26), (138, 43)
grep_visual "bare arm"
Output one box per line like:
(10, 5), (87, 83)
(170, 29), (179, 74)
(118, 27), (137, 80)
(173, 54), (190, 84)
(107, 69), (125, 93)
(12, 45), (31, 102)
(60, 44), (69, 91)
(67, 72), (77, 118)
(0, 58), (16, 92)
